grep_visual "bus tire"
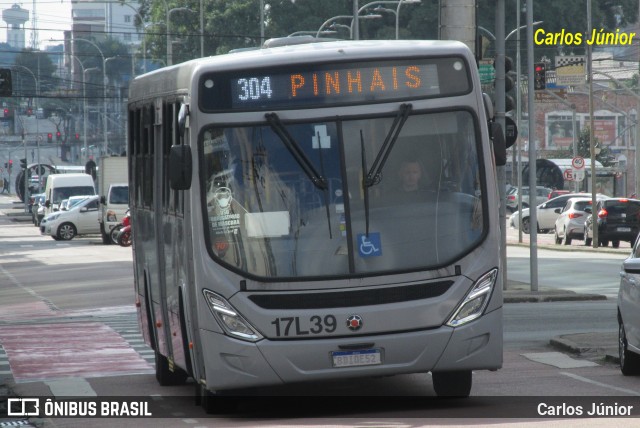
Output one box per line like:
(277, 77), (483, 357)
(154, 351), (188, 386)
(432, 370), (472, 397)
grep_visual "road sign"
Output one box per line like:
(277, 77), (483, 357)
(534, 89), (567, 103)
(573, 169), (585, 182)
(555, 56), (585, 86)
(563, 169), (574, 181)
(572, 156), (585, 170)
(479, 59), (495, 83)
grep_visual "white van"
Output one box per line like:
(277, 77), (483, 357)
(99, 183), (129, 244)
(44, 173), (96, 217)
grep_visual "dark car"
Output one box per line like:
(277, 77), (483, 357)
(584, 198), (640, 248)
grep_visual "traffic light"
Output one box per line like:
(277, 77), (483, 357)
(56, 131), (61, 142)
(7, 160), (12, 171)
(0, 68), (11, 97)
(19, 158), (26, 169)
(493, 56), (516, 114)
(26, 108), (32, 117)
(3, 108), (9, 118)
(47, 132), (53, 143)
(504, 56), (515, 113)
(75, 133), (80, 141)
(534, 62), (546, 90)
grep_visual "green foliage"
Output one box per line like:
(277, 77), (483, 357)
(478, 0), (639, 60)
(557, 127), (615, 167)
(14, 50), (56, 93)
(138, 0), (432, 63)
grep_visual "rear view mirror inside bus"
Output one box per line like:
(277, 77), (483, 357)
(169, 145), (192, 190)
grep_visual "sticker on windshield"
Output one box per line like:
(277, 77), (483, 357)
(312, 125), (331, 149)
(357, 233), (382, 257)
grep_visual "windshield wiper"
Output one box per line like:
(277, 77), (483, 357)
(265, 112), (328, 190)
(361, 103), (412, 236)
(363, 103), (412, 188)
(266, 113), (333, 239)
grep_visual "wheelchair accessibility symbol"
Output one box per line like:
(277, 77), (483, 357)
(357, 232), (382, 257)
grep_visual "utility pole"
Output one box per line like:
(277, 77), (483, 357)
(526, 0), (538, 290)
(439, 0), (476, 53)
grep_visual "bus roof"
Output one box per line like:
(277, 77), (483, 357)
(129, 40), (473, 102)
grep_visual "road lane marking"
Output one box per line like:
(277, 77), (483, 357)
(46, 377), (97, 397)
(521, 352), (599, 368)
(561, 372), (640, 395)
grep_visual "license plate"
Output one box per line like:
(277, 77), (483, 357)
(331, 349), (382, 368)
(618, 227), (631, 232)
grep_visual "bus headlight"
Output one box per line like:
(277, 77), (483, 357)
(446, 269), (497, 327)
(202, 289), (263, 342)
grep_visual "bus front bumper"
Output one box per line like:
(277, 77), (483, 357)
(198, 307), (502, 392)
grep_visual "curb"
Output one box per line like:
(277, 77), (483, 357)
(549, 332), (620, 365)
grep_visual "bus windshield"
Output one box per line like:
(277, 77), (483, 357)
(201, 109), (485, 279)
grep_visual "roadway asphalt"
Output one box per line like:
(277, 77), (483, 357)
(0, 192), (620, 409)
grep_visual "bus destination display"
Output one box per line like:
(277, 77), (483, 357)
(200, 58), (470, 111)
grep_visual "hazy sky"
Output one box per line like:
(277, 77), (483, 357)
(0, 0), (72, 49)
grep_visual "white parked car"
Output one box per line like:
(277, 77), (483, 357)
(505, 186), (552, 212)
(553, 197), (594, 245)
(62, 195), (93, 211)
(42, 195), (101, 241)
(509, 192), (608, 234)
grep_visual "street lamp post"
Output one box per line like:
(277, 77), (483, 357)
(84, 67), (100, 163)
(358, 0), (421, 39)
(52, 38), (108, 157)
(316, 14), (382, 39)
(13, 65), (39, 210)
(288, 30), (337, 37)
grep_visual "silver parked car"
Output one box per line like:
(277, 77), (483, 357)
(618, 236), (640, 375)
(509, 192), (607, 234)
(553, 197), (594, 245)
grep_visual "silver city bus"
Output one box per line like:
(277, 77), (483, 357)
(128, 39), (505, 411)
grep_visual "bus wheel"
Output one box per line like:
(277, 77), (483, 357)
(432, 371), (472, 397)
(154, 351), (188, 386)
(197, 384), (237, 414)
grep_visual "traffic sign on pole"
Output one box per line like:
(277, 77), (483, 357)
(563, 169), (574, 181)
(572, 156), (585, 170)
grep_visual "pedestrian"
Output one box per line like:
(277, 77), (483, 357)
(1, 174), (9, 194)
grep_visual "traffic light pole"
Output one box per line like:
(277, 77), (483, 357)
(23, 131), (28, 212)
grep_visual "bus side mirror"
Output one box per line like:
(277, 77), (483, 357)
(169, 145), (192, 190)
(490, 122), (507, 166)
(178, 103), (189, 140)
